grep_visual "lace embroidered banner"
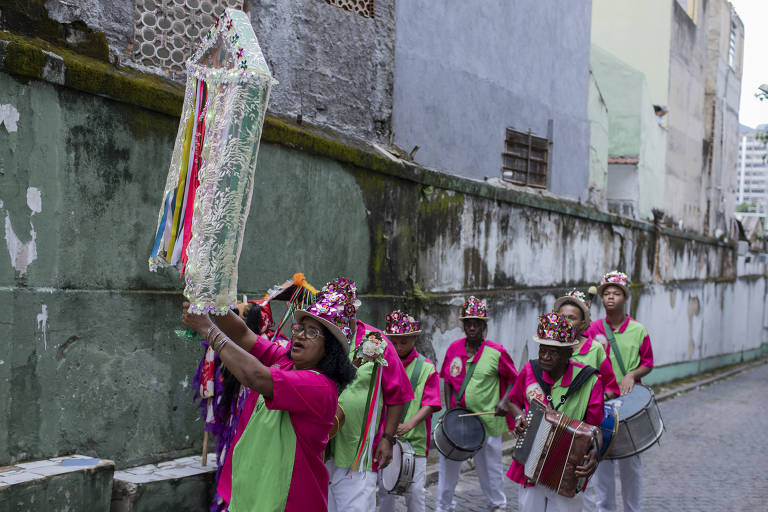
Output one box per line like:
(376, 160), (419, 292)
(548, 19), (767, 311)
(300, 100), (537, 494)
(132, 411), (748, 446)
(149, 8), (274, 315)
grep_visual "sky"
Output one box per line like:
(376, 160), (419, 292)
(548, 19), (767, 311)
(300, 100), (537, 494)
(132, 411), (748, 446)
(730, 0), (768, 129)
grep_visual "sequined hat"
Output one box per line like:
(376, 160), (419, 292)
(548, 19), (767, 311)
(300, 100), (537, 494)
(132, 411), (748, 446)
(532, 312), (578, 347)
(597, 270), (630, 297)
(459, 296), (488, 321)
(553, 289), (591, 324)
(294, 277), (359, 353)
(385, 310), (421, 336)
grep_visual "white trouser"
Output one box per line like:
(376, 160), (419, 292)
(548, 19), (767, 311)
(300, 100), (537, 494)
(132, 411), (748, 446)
(593, 455), (642, 512)
(519, 485), (584, 512)
(326, 457), (376, 512)
(377, 456), (427, 512)
(436, 434), (506, 512)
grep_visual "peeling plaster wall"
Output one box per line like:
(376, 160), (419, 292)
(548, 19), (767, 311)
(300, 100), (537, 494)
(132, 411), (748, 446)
(0, 64), (766, 469)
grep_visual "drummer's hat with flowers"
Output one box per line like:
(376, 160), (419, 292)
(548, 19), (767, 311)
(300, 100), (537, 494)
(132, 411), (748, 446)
(385, 310), (421, 336)
(597, 270), (630, 297)
(532, 312), (579, 347)
(459, 296), (488, 321)
(553, 289), (591, 324)
(294, 276), (360, 353)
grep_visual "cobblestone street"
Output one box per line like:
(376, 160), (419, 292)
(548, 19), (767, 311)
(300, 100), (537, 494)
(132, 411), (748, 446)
(392, 361), (768, 511)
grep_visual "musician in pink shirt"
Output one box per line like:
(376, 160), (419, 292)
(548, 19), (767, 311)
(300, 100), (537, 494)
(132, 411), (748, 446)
(555, 289), (620, 399)
(582, 271), (654, 512)
(501, 313), (604, 512)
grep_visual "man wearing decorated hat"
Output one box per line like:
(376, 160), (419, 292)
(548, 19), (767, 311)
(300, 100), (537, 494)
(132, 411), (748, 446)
(313, 278), (414, 512)
(583, 271), (654, 512)
(502, 312), (604, 512)
(376, 310), (441, 512)
(437, 296), (517, 512)
(555, 290), (619, 399)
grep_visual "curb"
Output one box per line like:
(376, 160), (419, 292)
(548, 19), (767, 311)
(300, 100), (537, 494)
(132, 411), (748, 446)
(654, 357), (767, 402)
(422, 357), (768, 487)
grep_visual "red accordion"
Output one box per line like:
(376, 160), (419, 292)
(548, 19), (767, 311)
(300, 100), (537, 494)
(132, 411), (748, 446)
(512, 398), (601, 497)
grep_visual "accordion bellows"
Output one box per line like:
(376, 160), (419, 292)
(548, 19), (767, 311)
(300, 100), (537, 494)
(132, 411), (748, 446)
(513, 399), (601, 497)
(149, 9), (274, 315)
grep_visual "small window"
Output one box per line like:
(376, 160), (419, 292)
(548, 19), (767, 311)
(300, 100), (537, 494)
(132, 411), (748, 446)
(324, 0), (374, 18)
(500, 128), (550, 188)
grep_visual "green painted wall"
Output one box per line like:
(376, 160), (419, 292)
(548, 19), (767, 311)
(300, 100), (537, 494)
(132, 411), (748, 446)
(591, 0), (672, 106)
(590, 45), (666, 220)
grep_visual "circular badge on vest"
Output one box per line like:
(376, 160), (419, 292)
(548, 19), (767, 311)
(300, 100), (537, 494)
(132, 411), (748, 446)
(526, 382), (545, 404)
(449, 356), (463, 377)
(594, 334), (609, 351)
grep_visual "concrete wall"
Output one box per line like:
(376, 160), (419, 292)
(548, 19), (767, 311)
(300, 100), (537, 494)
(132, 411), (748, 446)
(1, 31), (766, 471)
(588, 71), (609, 209)
(703, 0), (744, 238)
(2, 0), (396, 143)
(591, 0), (673, 106)
(665, 0), (710, 232)
(392, 0), (592, 200)
(246, 0), (396, 142)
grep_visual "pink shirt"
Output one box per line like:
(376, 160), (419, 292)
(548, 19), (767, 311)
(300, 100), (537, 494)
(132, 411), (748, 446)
(584, 316), (654, 371)
(377, 349), (442, 458)
(577, 337), (621, 396)
(217, 336), (336, 508)
(264, 365), (337, 511)
(506, 360), (604, 486)
(440, 339), (517, 409)
(403, 349), (442, 450)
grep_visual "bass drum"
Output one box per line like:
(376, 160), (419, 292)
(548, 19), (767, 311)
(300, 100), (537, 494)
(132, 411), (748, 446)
(380, 439), (416, 495)
(433, 408), (486, 461)
(604, 384), (664, 459)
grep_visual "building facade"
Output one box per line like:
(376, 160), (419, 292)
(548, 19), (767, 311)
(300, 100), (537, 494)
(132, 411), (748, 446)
(736, 125), (768, 221)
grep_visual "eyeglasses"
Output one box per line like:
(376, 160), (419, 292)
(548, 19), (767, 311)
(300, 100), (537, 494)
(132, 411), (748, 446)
(290, 323), (323, 340)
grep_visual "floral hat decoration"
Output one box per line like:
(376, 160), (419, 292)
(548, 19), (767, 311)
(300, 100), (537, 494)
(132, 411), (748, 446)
(385, 310), (421, 336)
(532, 312), (578, 347)
(459, 296), (488, 321)
(597, 270), (630, 297)
(553, 289), (591, 324)
(294, 276), (360, 353)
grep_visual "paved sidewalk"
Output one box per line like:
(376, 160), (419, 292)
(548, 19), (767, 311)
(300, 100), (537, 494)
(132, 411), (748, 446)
(389, 360), (768, 511)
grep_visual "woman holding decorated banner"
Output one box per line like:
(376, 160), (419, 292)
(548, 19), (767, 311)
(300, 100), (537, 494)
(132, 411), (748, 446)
(181, 283), (356, 512)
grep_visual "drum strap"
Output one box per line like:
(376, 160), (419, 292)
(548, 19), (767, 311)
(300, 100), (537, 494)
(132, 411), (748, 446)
(602, 319), (628, 377)
(401, 354), (426, 423)
(453, 360), (477, 406)
(530, 360), (598, 410)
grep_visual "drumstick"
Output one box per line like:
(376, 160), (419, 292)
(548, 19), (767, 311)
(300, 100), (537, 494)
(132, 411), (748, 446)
(458, 411), (497, 417)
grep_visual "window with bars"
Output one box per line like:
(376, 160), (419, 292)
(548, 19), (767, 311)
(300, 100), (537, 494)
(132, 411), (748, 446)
(500, 128), (550, 188)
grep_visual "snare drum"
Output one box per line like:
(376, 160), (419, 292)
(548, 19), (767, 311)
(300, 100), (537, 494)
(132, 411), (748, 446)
(599, 404), (619, 459)
(433, 408), (486, 461)
(380, 439), (416, 495)
(604, 384), (664, 459)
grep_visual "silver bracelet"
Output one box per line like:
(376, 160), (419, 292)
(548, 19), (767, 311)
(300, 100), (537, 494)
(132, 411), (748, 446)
(214, 336), (230, 353)
(206, 325), (217, 341)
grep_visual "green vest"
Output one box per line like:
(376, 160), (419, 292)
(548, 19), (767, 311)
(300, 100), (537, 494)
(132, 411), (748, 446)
(400, 358), (437, 456)
(330, 330), (388, 470)
(465, 346), (507, 437)
(550, 366), (598, 422)
(605, 320), (647, 381)
(571, 339), (607, 371)
(230, 395), (295, 512)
